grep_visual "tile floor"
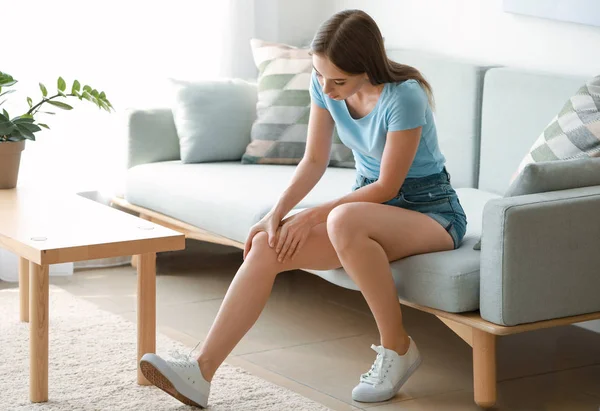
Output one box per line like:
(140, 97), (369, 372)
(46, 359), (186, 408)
(3, 239), (600, 410)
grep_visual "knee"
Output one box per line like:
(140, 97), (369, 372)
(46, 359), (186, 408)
(326, 203), (364, 249)
(247, 232), (280, 269)
(249, 232), (277, 261)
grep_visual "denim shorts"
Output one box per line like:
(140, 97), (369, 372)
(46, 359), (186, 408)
(352, 167), (467, 249)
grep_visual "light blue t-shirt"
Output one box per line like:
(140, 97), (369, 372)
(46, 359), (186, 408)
(309, 70), (445, 180)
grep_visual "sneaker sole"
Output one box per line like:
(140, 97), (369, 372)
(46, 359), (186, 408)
(352, 355), (423, 403)
(140, 356), (207, 408)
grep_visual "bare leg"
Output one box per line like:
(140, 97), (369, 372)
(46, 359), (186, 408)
(195, 202), (453, 381)
(326, 203), (454, 355)
(196, 224), (341, 381)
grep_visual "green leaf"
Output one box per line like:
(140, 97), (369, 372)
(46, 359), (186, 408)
(58, 90), (67, 98)
(91, 89), (99, 98)
(98, 100), (111, 111)
(38, 123), (50, 129)
(5, 128), (22, 141)
(81, 91), (94, 103)
(72, 80), (81, 94)
(40, 111), (55, 115)
(0, 111), (8, 122)
(19, 122), (42, 133)
(27, 97), (33, 108)
(15, 123), (35, 139)
(57, 77), (66, 92)
(2, 109), (8, 119)
(13, 116), (35, 123)
(0, 72), (17, 87)
(39, 83), (48, 97)
(7, 135), (27, 142)
(47, 100), (73, 110)
(0, 120), (15, 135)
(99, 91), (106, 100)
(83, 85), (92, 93)
(11, 128), (35, 141)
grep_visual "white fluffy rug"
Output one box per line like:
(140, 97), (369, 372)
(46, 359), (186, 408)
(0, 286), (330, 410)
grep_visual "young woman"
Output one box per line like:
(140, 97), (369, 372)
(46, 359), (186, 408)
(140, 9), (467, 408)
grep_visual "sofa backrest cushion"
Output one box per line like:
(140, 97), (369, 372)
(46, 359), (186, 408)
(170, 78), (258, 163)
(387, 49), (492, 188)
(478, 68), (588, 194)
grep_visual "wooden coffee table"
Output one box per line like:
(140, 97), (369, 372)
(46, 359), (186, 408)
(0, 187), (185, 403)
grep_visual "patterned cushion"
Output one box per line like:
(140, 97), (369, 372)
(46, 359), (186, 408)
(474, 75), (600, 250)
(515, 74), (600, 174)
(241, 39), (354, 167)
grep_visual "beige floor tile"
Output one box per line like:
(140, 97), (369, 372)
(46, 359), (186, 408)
(365, 390), (479, 411)
(495, 365), (600, 411)
(155, 325), (362, 411)
(368, 365), (600, 410)
(241, 333), (474, 407)
(122, 275), (380, 356)
(497, 326), (600, 381)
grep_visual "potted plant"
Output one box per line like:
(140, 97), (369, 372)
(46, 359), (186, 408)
(0, 71), (113, 189)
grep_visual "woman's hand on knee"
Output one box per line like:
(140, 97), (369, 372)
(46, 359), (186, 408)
(243, 212), (281, 260)
(275, 210), (314, 264)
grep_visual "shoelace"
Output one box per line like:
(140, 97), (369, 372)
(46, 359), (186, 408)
(360, 345), (391, 385)
(168, 338), (203, 363)
(167, 351), (199, 385)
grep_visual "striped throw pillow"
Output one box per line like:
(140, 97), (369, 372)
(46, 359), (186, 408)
(515, 75), (600, 177)
(241, 39), (354, 167)
(475, 75), (600, 251)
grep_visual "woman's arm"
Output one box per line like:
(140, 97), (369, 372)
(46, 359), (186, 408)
(309, 127), (422, 224)
(270, 102), (335, 220)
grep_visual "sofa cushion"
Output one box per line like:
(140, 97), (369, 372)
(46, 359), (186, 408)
(126, 163), (499, 313)
(478, 68), (589, 195)
(308, 188), (499, 312)
(125, 161), (355, 243)
(170, 78), (257, 163)
(241, 39), (354, 167)
(504, 157), (600, 197)
(514, 75), (600, 178)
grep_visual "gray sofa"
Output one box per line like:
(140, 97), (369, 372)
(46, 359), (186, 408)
(115, 49), (600, 408)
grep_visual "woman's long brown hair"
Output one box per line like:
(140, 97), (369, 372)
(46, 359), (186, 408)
(310, 9), (434, 109)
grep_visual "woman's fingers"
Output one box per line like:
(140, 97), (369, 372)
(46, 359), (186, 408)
(290, 235), (307, 261)
(275, 226), (288, 254)
(278, 231), (295, 262)
(282, 237), (300, 263)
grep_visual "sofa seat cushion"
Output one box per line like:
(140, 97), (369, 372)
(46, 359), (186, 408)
(126, 161), (355, 243)
(307, 188), (500, 313)
(126, 163), (499, 313)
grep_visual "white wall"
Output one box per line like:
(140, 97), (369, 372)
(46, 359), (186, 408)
(324, 0), (600, 77)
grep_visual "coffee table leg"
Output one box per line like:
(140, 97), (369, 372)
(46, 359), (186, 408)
(19, 257), (30, 323)
(29, 261), (49, 402)
(137, 252), (156, 385)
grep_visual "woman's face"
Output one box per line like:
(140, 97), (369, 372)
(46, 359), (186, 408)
(312, 54), (368, 101)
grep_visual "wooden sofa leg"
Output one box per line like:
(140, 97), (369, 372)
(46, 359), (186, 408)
(473, 329), (497, 408)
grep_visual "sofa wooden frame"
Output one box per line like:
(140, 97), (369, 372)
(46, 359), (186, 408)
(111, 196), (600, 408)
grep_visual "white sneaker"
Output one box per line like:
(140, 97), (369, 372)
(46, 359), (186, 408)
(352, 337), (422, 403)
(140, 353), (210, 408)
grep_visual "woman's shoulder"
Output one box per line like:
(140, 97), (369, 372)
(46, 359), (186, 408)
(384, 79), (427, 106)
